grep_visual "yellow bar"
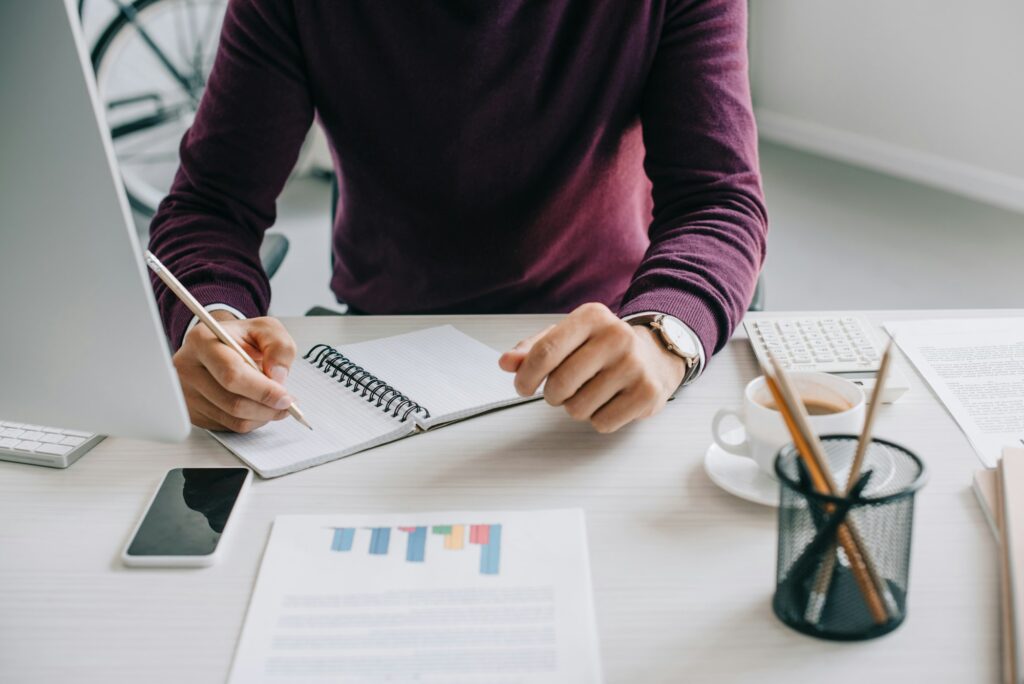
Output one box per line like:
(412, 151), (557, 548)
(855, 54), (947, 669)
(446, 524), (465, 550)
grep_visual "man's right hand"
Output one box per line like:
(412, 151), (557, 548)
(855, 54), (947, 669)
(173, 312), (297, 433)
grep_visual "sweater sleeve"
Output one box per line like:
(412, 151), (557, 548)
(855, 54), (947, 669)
(147, 0), (313, 348)
(619, 0), (768, 359)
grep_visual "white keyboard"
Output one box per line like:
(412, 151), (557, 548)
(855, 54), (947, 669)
(0, 421), (104, 468)
(743, 316), (909, 403)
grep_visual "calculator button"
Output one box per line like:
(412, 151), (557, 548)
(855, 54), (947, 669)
(13, 440), (41, 452)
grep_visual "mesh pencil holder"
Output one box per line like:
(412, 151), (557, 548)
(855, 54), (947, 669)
(772, 435), (927, 641)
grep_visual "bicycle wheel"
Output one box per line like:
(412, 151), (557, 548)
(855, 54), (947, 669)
(91, 0), (226, 215)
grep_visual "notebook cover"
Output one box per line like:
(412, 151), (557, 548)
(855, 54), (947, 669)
(999, 447), (1024, 684)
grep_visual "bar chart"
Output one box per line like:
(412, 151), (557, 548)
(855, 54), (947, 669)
(329, 523), (502, 575)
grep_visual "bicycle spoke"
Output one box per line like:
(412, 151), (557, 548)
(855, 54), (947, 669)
(107, 92), (163, 109)
(197, 3), (224, 78)
(197, 2), (223, 74)
(110, 106), (188, 139)
(119, 148), (182, 164)
(112, 0), (196, 99)
(176, 0), (199, 76)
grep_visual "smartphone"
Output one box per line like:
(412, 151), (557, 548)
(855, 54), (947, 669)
(122, 467), (252, 567)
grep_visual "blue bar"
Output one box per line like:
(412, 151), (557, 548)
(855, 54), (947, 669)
(406, 527), (427, 562)
(369, 527), (391, 555)
(479, 524), (501, 575)
(331, 528), (355, 552)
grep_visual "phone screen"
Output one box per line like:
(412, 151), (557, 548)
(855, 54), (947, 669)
(126, 467), (249, 557)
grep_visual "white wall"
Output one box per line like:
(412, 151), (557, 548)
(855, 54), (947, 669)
(749, 0), (1024, 213)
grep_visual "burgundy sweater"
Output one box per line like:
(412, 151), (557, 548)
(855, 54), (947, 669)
(149, 0), (767, 357)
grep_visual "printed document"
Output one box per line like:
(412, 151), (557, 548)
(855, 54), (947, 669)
(886, 318), (1024, 467)
(229, 510), (602, 683)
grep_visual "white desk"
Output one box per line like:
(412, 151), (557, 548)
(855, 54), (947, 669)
(0, 311), (1006, 683)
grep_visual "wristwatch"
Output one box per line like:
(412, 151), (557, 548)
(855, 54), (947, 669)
(625, 313), (704, 387)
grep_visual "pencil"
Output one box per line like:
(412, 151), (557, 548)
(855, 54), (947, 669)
(845, 341), (893, 492)
(804, 341), (895, 623)
(144, 251), (312, 431)
(764, 365), (888, 625)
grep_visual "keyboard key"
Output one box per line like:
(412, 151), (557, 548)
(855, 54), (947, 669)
(38, 433), (64, 444)
(20, 431), (44, 441)
(36, 443), (72, 456)
(13, 440), (41, 452)
(60, 436), (86, 447)
(1, 428), (25, 439)
(59, 429), (93, 438)
(0, 438), (17, 449)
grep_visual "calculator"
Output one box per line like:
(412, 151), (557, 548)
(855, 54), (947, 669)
(742, 316), (908, 403)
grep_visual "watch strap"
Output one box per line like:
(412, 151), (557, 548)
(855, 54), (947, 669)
(622, 312), (705, 387)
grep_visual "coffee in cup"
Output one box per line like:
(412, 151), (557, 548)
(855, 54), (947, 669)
(711, 372), (866, 479)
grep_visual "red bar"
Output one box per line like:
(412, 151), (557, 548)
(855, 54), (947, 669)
(398, 526), (416, 532)
(470, 524), (489, 545)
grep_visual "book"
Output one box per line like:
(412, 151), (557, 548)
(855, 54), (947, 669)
(1000, 447), (1024, 684)
(227, 510), (603, 683)
(975, 467), (1000, 540)
(213, 326), (537, 478)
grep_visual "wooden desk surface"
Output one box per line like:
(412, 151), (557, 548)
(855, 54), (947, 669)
(0, 311), (1009, 683)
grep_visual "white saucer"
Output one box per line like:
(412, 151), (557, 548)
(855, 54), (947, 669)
(704, 432), (779, 507)
(703, 432), (899, 508)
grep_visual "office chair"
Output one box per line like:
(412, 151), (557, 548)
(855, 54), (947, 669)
(260, 233), (289, 280)
(311, 174), (765, 314)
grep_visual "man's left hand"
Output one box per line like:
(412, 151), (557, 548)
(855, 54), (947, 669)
(498, 302), (687, 433)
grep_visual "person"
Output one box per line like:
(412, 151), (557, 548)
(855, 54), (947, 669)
(148, 0), (767, 435)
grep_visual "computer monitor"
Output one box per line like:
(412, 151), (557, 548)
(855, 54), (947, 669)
(0, 1), (190, 441)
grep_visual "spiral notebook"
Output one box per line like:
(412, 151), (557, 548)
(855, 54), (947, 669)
(211, 326), (537, 478)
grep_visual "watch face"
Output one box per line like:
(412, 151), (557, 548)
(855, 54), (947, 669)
(659, 316), (698, 358)
(659, 315), (686, 342)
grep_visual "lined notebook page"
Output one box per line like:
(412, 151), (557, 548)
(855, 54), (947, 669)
(336, 325), (533, 427)
(211, 360), (414, 478)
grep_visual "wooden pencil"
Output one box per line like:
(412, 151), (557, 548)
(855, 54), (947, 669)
(844, 341), (893, 493)
(806, 341), (895, 622)
(764, 367), (888, 625)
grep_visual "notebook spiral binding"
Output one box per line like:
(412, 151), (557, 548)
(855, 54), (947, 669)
(304, 344), (431, 422)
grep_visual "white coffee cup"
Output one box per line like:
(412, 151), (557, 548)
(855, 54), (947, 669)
(711, 372), (866, 479)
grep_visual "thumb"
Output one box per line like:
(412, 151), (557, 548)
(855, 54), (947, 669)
(498, 325), (555, 372)
(242, 317), (298, 385)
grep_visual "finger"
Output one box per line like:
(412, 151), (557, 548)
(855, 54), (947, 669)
(240, 317), (298, 384)
(514, 312), (599, 396)
(498, 325), (556, 372)
(589, 386), (651, 434)
(184, 387), (272, 434)
(543, 342), (610, 406)
(562, 368), (630, 422)
(197, 340), (293, 410)
(187, 403), (223, 432)
(190, 366), (291, 423)
(543, 323), (636, 406)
